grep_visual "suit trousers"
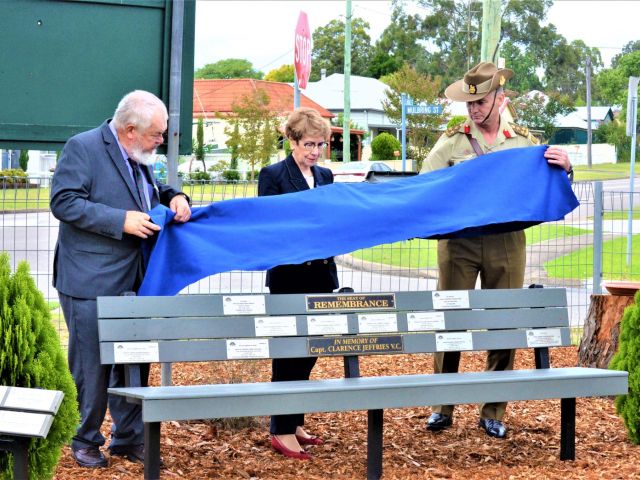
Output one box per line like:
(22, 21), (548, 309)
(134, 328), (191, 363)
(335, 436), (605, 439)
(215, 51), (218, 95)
(432, 230), (526, 420)
(268, 279), (334, 435)
(60, 293), (146, 450)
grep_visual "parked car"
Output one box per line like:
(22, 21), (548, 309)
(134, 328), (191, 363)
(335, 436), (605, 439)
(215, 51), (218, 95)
(331, 161), (395, 183)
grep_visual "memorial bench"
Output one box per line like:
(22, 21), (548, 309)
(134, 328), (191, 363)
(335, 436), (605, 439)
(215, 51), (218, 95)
(97, 287), (628, 480)
(0, 386), (64, 479)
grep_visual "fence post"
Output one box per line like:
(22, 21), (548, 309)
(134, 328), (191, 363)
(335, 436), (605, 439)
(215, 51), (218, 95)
(592, 181), (603, 294)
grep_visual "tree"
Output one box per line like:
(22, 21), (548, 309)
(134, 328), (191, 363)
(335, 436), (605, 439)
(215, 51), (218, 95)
(512, 91), (574, 141)
(594, 119), (631, 163)
(311, 17), (373, 80)
(223, 89), (281, 181)
(371, 132), (401, 160)
(19, 149), (29, 172)
(264, 64), (294, 83)
(596, 51), (640, 108)
(195, 118), (206, 172)
(370, 6), (424, 78)
(382, 64), (443, 171)
(195, 58), (262, 79)
(0, 253), (78, 479)
(612, 40), (640, 68)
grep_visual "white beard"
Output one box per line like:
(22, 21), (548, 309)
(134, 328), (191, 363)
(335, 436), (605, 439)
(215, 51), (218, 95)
(130, 147), (157, 166)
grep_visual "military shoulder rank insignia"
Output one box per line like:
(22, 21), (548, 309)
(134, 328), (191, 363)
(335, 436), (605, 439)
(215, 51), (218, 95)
(445, 124), (463, 137)
(510, 123), (529, 137)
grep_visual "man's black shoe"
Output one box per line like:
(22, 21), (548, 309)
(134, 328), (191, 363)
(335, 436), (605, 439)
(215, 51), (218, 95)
(426, 413), (452, 431)
(479, 418), (507, 438)
(110, 444), (164, 466)
(71, 446), (108, 468)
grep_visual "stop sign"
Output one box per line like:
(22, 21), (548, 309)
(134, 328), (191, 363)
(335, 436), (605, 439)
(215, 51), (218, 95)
(294, 11), (312, 89)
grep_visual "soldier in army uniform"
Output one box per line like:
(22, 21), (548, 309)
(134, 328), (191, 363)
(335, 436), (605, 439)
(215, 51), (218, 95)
(421, 62), (572, 439)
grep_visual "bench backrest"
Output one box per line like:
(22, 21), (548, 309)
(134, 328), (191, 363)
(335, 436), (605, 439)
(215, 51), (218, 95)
(98, 288), (569, 366)
(0, 386), (64, 438)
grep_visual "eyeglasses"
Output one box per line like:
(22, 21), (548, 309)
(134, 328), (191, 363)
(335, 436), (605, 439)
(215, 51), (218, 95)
(301, 141), (328, 152)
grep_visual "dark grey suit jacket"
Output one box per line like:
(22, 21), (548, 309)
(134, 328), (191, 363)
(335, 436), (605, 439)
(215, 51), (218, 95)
(50, 120), (182, 299)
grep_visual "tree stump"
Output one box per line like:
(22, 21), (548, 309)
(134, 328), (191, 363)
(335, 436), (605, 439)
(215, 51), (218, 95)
(578, 294), (636, 368)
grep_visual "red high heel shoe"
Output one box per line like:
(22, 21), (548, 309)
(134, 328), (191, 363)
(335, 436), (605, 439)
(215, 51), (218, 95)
(295, 434), (324, 446)
(271, 436), (312, 460)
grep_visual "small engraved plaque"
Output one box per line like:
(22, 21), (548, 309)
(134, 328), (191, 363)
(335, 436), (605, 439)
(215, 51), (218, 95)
(226, 339), (269, 359)
(254, 316), (297, 336)
(358, 313), (398, 333)
(223, 295), (266, 315)
(307, 315), (349, 335)
(526, 328), (563, 347)
(435, 332), (473, 351)
(432, 290), (470, 309)
(3, 387), (59, 412)
(113, 342), (159, 363)
(308, 335), (403, 356)
(0, 411), (51, 437)
(306, 293), (395, 312)
(407, 311), (446, 331)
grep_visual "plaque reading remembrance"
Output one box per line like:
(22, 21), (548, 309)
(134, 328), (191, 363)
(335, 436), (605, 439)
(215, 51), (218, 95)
(306, 293), (396, 312)
(308, 335), (403, 356)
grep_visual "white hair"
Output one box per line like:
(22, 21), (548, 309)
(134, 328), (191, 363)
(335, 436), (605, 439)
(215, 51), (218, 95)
(112, 90), (167, 131)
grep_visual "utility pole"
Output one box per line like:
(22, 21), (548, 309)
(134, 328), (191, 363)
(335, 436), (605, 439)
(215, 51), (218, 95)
(343, 0), (351, 162)
(586, 56), (593, 168)
(480, 0), (501, 63)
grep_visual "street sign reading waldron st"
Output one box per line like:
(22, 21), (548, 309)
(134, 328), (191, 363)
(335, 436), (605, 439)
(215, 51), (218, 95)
(0, 0), (195, 153)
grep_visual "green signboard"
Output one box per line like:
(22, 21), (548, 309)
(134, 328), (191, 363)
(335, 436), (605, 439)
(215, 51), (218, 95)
(0, 0), (195, 153)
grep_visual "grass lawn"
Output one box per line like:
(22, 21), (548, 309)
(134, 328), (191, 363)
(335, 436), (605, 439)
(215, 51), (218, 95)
(546, 233), (640, 280)
(352, 224), (590, 269)
(573, 163), (632, 181)
(0, 186), (50, 210)
(603, 210), (640, 220)
(176, 182), (258, 204)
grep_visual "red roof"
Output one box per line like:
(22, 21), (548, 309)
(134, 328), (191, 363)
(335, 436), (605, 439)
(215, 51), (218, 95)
(193, 79), (333, 119)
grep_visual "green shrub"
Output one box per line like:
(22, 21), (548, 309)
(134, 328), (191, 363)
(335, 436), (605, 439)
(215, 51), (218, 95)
(371, 132), (401, 160)
(0, 253), (78, 479)
(188, 170), (211, 182)
(222, 169), (241, 182)
(610, 290), (640, 443)
(447, 115), (467, 129)
(0, 169), (28, 186)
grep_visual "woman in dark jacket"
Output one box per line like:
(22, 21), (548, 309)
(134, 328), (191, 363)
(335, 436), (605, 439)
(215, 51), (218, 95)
(258, 107), (339, 460)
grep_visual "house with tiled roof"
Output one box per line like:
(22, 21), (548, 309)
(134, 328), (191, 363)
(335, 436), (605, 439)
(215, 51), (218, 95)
(192, 79), (365, 162)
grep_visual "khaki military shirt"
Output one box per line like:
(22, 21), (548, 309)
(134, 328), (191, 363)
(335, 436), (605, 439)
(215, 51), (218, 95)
(421, 116), (538, 173)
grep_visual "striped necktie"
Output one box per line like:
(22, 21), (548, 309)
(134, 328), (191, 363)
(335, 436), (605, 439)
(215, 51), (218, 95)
(128, 158), (149, 210)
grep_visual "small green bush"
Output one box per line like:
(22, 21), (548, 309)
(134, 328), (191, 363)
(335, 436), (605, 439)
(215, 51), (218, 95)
(19, 150), (29, 172)
(188, 170), (211, 181)
(371, 132), (401, 161)
(0, 253), (78, 479)
(222, 170), (241, 182)
(0, 169), (28, 186)
(610, 290), (640, 443)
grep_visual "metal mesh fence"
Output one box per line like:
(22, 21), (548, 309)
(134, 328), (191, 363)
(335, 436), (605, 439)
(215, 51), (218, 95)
(1, 176), (632, 345)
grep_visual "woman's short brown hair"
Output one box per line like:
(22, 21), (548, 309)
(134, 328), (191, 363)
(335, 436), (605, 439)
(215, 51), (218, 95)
(285, 107), (331, 142)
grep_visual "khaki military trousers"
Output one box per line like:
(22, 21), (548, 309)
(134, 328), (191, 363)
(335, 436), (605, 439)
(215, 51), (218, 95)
(432, 230), (526, 420)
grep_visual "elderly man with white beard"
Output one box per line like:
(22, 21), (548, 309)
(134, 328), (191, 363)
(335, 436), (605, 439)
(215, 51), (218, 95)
(50, 90), (190, 468)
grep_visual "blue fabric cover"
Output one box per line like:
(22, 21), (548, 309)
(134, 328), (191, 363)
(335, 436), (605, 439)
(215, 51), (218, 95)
(139, 145), (579, 296)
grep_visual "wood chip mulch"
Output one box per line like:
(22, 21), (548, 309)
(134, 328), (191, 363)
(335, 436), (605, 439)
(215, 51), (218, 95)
(53, 349), (637, 479)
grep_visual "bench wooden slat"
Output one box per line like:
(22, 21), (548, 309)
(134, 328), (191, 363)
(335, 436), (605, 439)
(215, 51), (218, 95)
(98, 307), (569, 342)
(99, 327), (574, 364)
(108, 367), (627, 422)
(97, 288), (568, 319)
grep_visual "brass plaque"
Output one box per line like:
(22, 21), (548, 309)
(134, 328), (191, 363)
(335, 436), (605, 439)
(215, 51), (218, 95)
(308, 335), (403, 356)
(306, 293), (396, 312)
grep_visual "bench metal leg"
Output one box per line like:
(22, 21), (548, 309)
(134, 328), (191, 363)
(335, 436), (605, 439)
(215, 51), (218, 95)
(144, 422), (161, 480)
(0, 437), (30, 480)
(367, 409), (383, 480)
(560, 398), (576, 460)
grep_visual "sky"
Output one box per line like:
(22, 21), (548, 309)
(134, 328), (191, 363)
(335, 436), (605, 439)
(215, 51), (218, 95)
(194, 0), (640, 74)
